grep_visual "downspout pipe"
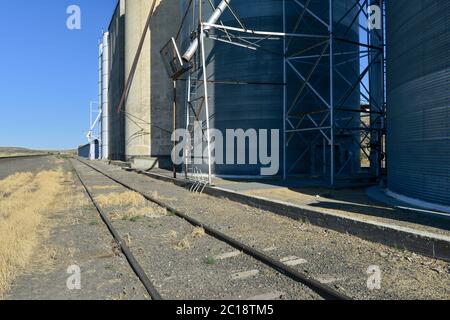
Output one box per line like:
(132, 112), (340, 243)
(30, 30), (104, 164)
(101, 32), (110, 160)
(96, 40), (103, 160)
(182, 0), (231, 62)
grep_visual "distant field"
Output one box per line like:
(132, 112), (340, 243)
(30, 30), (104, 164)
(0, 147), (51, 158)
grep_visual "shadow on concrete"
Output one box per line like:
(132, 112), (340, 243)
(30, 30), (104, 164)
(150, 1), (180, 169)
(308, 196), (450, 232)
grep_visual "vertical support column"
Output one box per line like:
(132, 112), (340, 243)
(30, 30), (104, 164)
(89, 102), (94, 160)
(185, 76), (191, 179)
(200, 23), (213, 185)
(173, 80), (177, 179)
(368, 0), (383, 178)
(98, 40), (103, 160)
(282, 0), (287, 181)
(101, 32), (110, 160)
(329, 0), (335, 187)
(381, 0), (386, 174)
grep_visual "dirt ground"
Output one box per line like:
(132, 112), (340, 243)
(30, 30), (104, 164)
(1, 156), (449, 300)
(83, 160), (450, 300)
(1, 157), (147, 300)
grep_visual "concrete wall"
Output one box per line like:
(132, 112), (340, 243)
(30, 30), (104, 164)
(150, 0), (181, 164)
(108, 0), (126, 160)
(123, 0), (181, 165)
(124, 0), (152, 160)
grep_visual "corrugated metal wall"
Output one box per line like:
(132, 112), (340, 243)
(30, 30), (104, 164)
(78, 141), (99, 159)
(387, 0), (450, 205)
(180, 0), (361, 176)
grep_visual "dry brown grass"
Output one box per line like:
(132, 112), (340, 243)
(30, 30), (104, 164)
(0, 172), (34, 198)
(175, 238), (192, 250)
(150, 191), (176, 201)
(191, 227), (206, 238)
(95, 191), (147, 208)
(126, 207), (166, 219)
(0, 153), (40, 158)
(97, 191), (166, 221)
(172, 227), (206, 251)
(0, 169), (68, 297)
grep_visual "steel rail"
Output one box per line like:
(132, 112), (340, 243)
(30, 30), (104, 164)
(68, 158), (162, 301)
(0, 154), (51, 160)
(74, 157), (351, 301)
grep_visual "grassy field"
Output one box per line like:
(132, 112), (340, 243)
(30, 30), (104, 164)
(0, 147), (49, 158)
(0, 168), (70, 296)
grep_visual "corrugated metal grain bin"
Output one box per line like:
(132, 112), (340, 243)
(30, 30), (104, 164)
(180, 0), (361, 176)
(78, 140), (99, 159)
(387, 0), (450, 205)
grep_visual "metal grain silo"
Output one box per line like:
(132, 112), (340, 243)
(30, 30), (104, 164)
(387, 0), (450, 206)
(180, 0), (361, 177)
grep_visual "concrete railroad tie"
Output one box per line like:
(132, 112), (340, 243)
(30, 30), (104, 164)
(231, 270), (260, 280)
(247, 291), (285, 300)
(214, 250), (242, 260)
(280, 256), (308, 267)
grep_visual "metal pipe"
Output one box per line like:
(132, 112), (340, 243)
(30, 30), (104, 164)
(329, 0), (335, 187)
(97, 42), (103, 160)
(282, 0), (287, 180)
(101, 32), (110, 160)
(200, 24), (213, 185)
(368, 0), (384, 178)
(182, 0), (231, 62)
(173, 80), (177, 179)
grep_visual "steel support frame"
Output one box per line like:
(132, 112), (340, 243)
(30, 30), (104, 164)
(283, 0), (386, 186)
(181, 0), (385, 187)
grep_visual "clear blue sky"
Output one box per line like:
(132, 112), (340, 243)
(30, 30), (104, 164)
(0, 0), (117, 150)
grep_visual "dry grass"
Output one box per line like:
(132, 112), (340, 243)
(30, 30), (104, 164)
(0, 153), (41, 158)
(95, 191), (147, 208)
(54, 173), (90, 212)
(150, 191), (176, 201)
(173, 227), (206, 251)
(0, 169), (68, 296)
(175, 238), (192, 250)
(0, 172), (34, 198)
(97, 191), (166, 221)
(126, 207), (166, 219)
(191, 227), (206, 238)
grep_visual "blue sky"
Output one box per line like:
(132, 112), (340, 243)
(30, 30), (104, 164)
(0, 0), (117, 150)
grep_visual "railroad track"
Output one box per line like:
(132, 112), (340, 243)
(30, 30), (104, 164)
(69, 157), (351, 301)
(0, 154), (51, 160)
